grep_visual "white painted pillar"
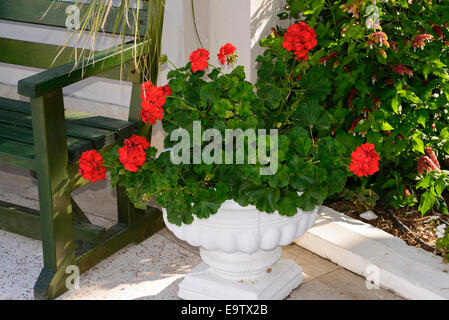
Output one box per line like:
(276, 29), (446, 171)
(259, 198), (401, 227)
(170, 0), (286, 83)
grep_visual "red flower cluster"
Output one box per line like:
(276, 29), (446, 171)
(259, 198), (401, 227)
(384, 78), (394, 85)
(389, 40), (398, 51)
(349, 143), (380, 177)
(432, 24), (444, 40)
(348, 117), (362, 133)
(411, 34), (434, 50)
(282, 21), (317, 61)
(320, 51), (338, 65)
(391, 64), (413, 77)
(340, 0), (363, 18)
(417, 147), (441, 175)
(78, 150), (106, 182)
(347, 88), (358, 110)
(189, 48), (209, 72)
(366, 31), (390, 48)
(118, 134), (151, 172)
(217, 43), (237, 65)
(140, 81), (167, 125)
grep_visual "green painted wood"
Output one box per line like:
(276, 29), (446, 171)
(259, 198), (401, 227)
(0, 0), (149, 36)
(0, 0), (166, 300)
(71, 198), (90, 224)
(129, 81), (144, 123)
(35, 206), (163, 299)
(0, 200), (107, 243)
(0, 122), (93, 161)
(0, 97), (135, 141)
(64, 110), (137, 140)
(0, 38), (137, 81)
(30, 89), (75, 299)
(0, 38), (74, 69)
(146, 0), (165, 85)
(18, 41), (147, 98)
(0, 108), (115, 149)
(117, 185), (145, 225)
(0, 138), (35, 169)
(0, 200), (41, 239)
(0, 97), (29, 110)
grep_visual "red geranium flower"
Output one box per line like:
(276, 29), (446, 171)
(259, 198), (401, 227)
(189, 48), (209, 72)
(118, 134), (150, 172)
(140, 101), (164, 125)
(349, 143), (380, 177)
(161, 84), (172, 97)
(141, 81), (166, 108)
(78, 150), (106, 182)
(140, 81), (166, 125)
(217, 43), (237, 65)
(282, 21), (317, 61)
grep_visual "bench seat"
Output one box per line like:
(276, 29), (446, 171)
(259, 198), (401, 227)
(0, 97), (136, 169)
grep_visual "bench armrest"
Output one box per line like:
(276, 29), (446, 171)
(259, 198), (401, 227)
(18, 41), (146, 98)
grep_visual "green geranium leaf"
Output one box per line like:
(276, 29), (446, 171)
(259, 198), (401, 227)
(213, 99), (233, 118)
(288, 126), (312, 156)
(192, 189), (223, 219)
(297, 184), (328, 212)
(267, 166), (290, 188)
(200, 83), (220, 102)
(258, 84), (282, 109)
(240, 184), (280, 213)
(299, 69), (331, 101)
(289, 158), (316, 191)
(278, 190), (301, 216)
(293, 100), (324, 129)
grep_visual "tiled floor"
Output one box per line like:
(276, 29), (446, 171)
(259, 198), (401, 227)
(0, 164), (402, 300)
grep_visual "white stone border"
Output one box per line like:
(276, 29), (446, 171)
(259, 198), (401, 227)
(294, 206), (449, 300)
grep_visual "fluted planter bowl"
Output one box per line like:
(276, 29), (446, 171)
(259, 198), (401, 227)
(163, 199), (318, 300)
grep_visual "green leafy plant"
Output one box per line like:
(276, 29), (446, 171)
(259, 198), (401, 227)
(273, 0), (449, 216)
(79, 39), (350, 225)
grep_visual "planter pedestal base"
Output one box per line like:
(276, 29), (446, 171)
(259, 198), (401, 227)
(178, 258), (303, 300)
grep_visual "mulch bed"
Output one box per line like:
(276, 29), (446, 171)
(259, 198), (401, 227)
(324, 198), (449, 261)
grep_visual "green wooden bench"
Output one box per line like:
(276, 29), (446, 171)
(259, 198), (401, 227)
(0, 0), (165, 299)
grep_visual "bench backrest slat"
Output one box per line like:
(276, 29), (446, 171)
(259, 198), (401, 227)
(0, 0), (149, 36)
(0, 38), (137, 81)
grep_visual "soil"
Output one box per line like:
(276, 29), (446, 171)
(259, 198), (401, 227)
(325, 198), (449, 261)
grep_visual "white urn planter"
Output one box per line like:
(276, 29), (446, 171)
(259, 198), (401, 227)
(162, 199), (318, 300)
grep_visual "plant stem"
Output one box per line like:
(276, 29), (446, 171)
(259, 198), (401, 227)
(166, 96), (197, 110)
(191, 0), (204, 48)
(208, 63), (225, 74)
(309, 126), (315, 146)
(166, 58), (178, 70)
